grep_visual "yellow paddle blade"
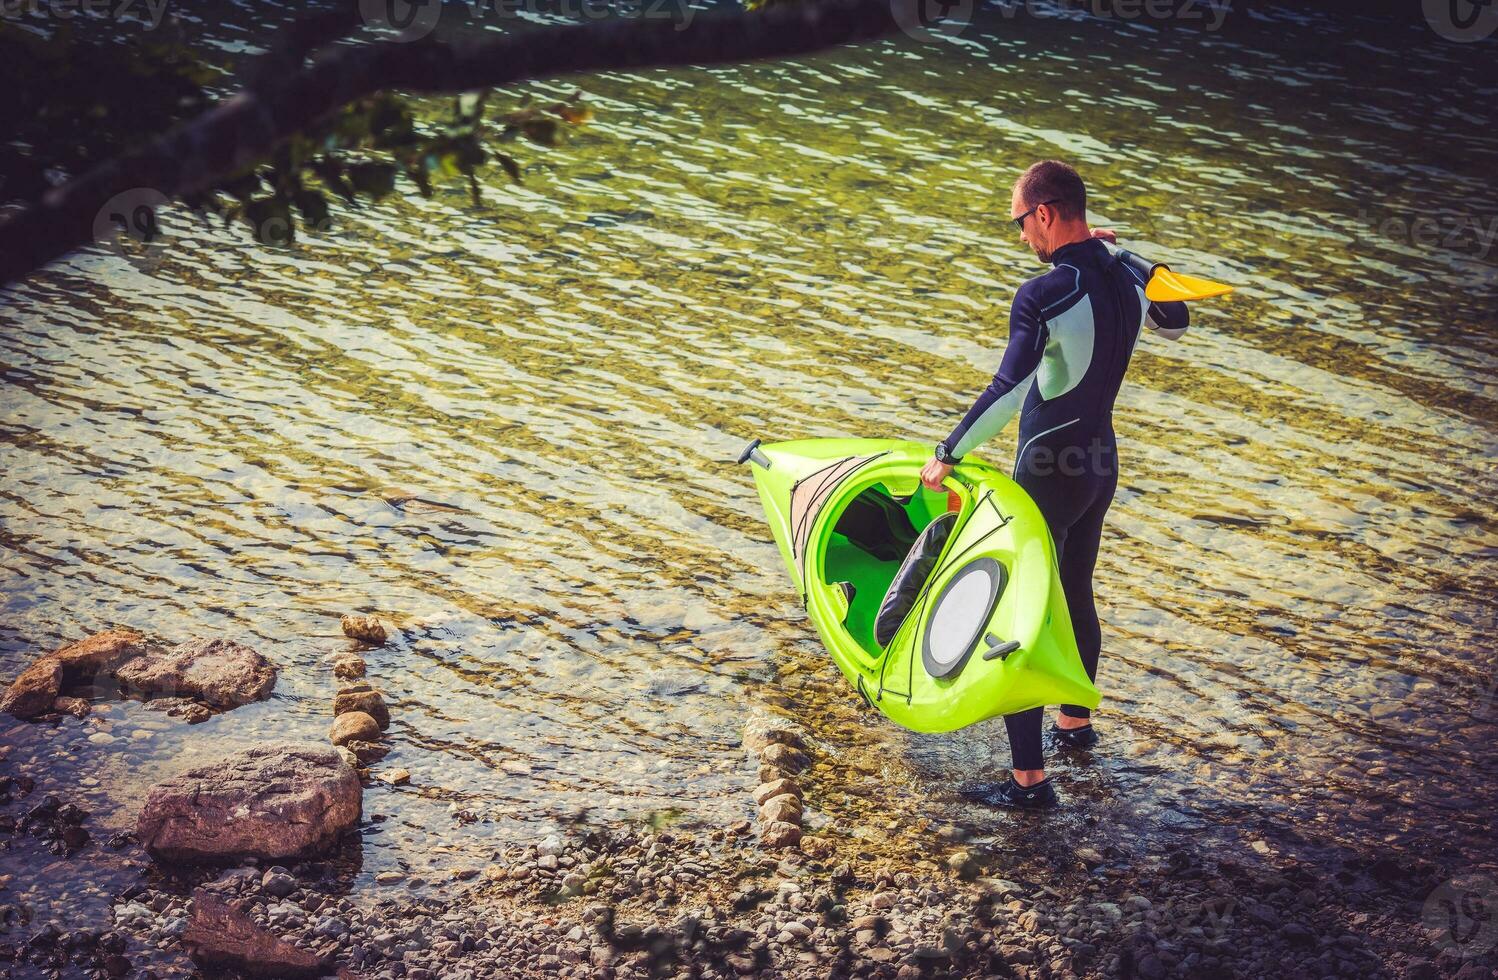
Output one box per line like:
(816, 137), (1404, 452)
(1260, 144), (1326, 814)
(1146, 268), (1234, 303)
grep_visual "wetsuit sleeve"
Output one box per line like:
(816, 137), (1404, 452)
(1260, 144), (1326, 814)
(941, 283), (1047, 460)
(1146, 299), (1189, 340)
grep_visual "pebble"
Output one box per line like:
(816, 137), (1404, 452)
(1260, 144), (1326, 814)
(113, 903), (152, 928)
(1019, 909), (1048, 933)
(333, 688), (390, 729)
(330, 711), (381, 746)
(315, 916), (351, 938)
(374, 767), (411, 786)
(758, 794), (803, 825)
(978, 877), (1023, 897)
(1280, 922), (1315, 947)
(946, 851), (978, 879)
(341, 614), (388, 645)
(333, 654), (367, 679)
(262, 869), (297, 897)
(753, 778), (800, 806)
(759, 743), (810, 773)
(742, 720), (807, 753)
(759, 821), (802, 849)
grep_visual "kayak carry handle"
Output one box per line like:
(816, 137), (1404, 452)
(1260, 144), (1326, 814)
(981, 633), (1020, 661)
(738, 438), (771, 469)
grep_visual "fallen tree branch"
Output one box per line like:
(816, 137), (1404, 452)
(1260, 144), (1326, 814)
(0, 0), (912, 287)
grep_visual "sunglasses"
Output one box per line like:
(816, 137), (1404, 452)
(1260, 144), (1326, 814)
(1013, 199), (1062, 231)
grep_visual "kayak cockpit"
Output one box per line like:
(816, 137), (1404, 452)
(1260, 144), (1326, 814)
(821, 481), (962, 662)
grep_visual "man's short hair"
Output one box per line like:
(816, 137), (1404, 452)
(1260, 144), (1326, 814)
(1015, 160), (1087, 222)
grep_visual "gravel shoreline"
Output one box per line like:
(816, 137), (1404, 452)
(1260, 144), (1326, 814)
(7, 808), (1494, 979)
(3, 707), (1495, 978)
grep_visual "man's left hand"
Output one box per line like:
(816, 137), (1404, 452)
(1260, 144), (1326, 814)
(920, 457), (953, 492)
(1090, 227), (1118, 243)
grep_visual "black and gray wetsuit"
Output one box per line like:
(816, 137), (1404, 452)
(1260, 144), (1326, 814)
(935, 237), (1188, 770)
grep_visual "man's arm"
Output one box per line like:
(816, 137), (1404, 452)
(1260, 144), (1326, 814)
(1146, 298), (1189, 340)
(1101, 236), (1190, 340)
(931, 282), (1048, 468)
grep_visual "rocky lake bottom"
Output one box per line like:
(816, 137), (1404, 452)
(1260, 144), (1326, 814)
(1, 626), (1494, 979)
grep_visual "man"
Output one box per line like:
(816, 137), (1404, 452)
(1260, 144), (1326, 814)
(918, 160), (1189, 809)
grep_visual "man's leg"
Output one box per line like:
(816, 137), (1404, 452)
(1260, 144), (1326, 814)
(1057, 472), (1116, 724)
(1004, 515), (1070, 781)
(1004, 707), (1046, 784)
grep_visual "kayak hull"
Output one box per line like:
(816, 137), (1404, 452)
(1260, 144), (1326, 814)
(745, 437), (1100, 733)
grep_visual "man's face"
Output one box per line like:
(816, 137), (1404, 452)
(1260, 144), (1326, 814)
(1011, 185), (1053, 263)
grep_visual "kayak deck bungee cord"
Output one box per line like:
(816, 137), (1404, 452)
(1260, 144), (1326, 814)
(740, 437), (1100, 733)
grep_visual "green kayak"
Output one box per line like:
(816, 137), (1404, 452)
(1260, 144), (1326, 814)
(740, 437), (1100, 733)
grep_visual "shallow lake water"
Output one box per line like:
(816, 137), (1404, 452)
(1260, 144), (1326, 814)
(1, 0), (1495, 943)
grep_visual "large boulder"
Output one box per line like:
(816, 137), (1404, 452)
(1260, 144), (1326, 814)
(51, 630), (147, 684)
(1, 629), (147, 719)
(0, 657), (63, 719)
(184, 890), (330, 978)
(114, 638), (276, 708)
(138, 743), (361, 864)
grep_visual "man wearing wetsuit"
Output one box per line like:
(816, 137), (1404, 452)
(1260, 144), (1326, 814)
(918, 160), (1189, 809)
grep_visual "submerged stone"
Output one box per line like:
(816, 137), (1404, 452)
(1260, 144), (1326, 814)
(138, 742), (360, 864)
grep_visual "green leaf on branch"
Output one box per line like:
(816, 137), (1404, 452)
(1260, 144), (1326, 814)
(520, 117), (559, 147)
(496, 153), (522, 183)
(347, 161), (398, 200)
(310, 157), (358, 204)
(408, 163), (434, 198)
(244, 195), (294, 245)
(293, 189), (330, 229)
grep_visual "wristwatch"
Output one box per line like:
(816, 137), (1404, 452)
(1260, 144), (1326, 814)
(934, 442), (962, 466)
